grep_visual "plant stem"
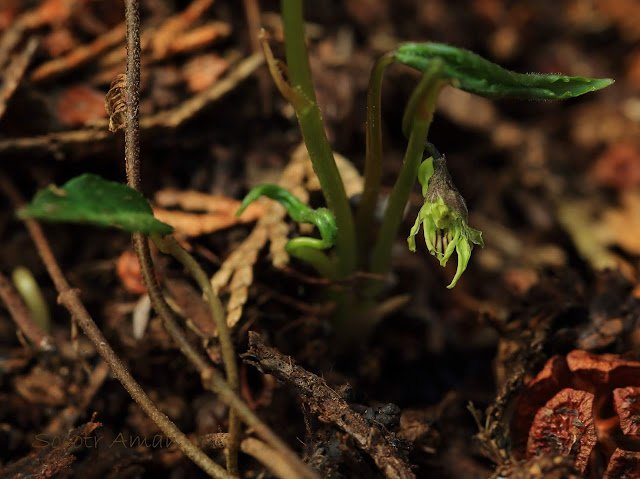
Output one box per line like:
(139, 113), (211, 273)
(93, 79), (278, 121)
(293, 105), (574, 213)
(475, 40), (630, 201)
(122, 0), (243, 471)
(153, 235), (242, 472)
(0, 175), (236, 479)
(370, 60), (445, 278)
(355, 52), (395, 267)
(124, 0), (141, 190)
(287, 245), (337, 279)
(280, 0), (356, 277)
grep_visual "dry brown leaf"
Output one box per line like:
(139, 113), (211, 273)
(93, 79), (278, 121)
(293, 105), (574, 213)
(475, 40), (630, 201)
(596, 0), (640, 41)
(152, 190), (264, 236)
(165, 278), (217, 340)
(557, 194), (637, 279)
(151, 0), (216, 59)
(30, 22), (126, 83)
(602, 189), (640, 255)
(19, 0), (77, 30)
(168, 22), (231, 57)
(211, 145), (308, 328)
(557, 199), (621, 270)
(57, 85), (107, 127)
(183, 53), (229, 92)
(590, 143), (640, 190)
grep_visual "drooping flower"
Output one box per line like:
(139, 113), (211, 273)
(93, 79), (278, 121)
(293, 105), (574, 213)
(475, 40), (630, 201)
(408, 154), (483, 288)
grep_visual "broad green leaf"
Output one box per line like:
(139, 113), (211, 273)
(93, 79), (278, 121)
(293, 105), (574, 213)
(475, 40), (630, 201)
(395, 42), (614, 99)
(18, 174), (173, 235)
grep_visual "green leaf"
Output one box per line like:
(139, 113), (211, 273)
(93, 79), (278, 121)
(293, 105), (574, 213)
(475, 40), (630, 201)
(18, 174), (173, 235)
(395, 42), (614, 99)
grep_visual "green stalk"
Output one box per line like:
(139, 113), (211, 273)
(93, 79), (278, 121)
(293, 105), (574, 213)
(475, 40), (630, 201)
(355, 52), (396, 267)
(288, 245), (337, 279)
(370, 60), (445, 277)
(152, 235), (241, 474)
(280, 0), (356, 277)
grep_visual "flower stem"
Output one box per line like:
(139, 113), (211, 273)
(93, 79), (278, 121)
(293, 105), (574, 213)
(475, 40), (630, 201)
(355, 52), (396, 267)
(370, 59), (446, 278)
(280, 0), (356, 277)
(287, 244), (337, 279)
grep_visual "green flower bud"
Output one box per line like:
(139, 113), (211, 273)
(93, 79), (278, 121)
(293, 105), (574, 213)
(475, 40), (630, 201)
(408, 155), (483, 288)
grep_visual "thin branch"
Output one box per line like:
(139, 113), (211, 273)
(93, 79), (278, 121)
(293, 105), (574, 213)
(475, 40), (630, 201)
(0, 37), (38, 122)
(243, 0), (271, 115)
(202, 433), (302, 479)
(243, 332), (415, 479)
(0, 54), (263, 157)
(30, 24), (126, 83)
(199, 367), (320, 479)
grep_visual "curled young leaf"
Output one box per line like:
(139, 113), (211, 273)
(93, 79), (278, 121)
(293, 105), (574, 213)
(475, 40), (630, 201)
(395, 42), (614, 100)
(18, 174), (173, 235)
(237, 184), (337, 250)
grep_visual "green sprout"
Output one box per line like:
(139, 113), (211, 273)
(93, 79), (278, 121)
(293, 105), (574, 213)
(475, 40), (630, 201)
(237, 184), (338, 278)
(408, 151), (483, 288)
(237, 184), (337, 251)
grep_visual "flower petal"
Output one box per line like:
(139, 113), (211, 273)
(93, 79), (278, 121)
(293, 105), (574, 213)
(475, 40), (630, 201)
(447, 237), (471, 289)
(441, 226), (460, 266)
(407, 213), (422, 252)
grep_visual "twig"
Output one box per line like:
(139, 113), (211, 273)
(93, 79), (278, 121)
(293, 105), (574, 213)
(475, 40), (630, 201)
(30, 23), (126, 83)
(0, 270), (54, 351)
(243, 332), (416, 479)
(127, 242), (319, 479)
(0, 53), (263, 157)
(243, 0), (271, 115)
(151, 0), (217, 59)
(201, 433), (302, 479)
(239, 437), (301, 479)
(0, 24), (24, 71)
(201, 368), (320, 479)
(142, 52), (263, 129)
(0, 420), (100, 478)
(0, 175), (236, 479)
(0, 37), (38, 122)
